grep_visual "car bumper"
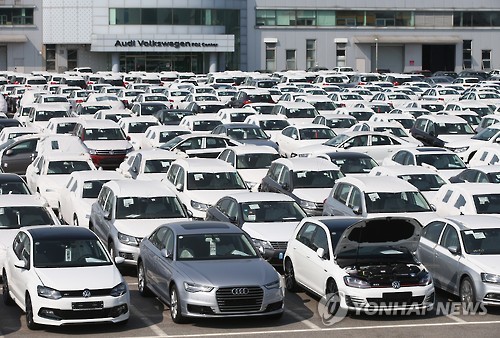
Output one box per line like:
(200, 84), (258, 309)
(90, 154), (127, 169)
(476, 281), (500, 306)
(33, 294), (129, 326)
(114, 242), (140, 265)
(180, 286), (284, 318)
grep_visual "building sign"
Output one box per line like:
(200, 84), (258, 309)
(114, 40), (219, 48)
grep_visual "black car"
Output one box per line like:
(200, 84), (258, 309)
(0, 119), (22, 132)
(0, 134), (40, 176)
(185, 101), (225, 114)
(449, 167), (500, 183)
(316, 151), (379, 175)
(0, 173), (31, 194)
(153, 109), (195, 125)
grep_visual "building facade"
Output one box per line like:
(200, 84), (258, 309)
(1, 1), (500, 74)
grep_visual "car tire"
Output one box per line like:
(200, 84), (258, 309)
(284, 258), (299, 292)
(25, 293), (40, 330)
(137, 261), (152, 297)
(169, 284), (186, 324)
(460, 276), (476, 310)
(325, 278), (341, 316)
(2, 271), (14, 306)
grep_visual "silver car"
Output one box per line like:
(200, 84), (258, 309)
(137, 221), (284, 323)
(417, 215), (500, 308)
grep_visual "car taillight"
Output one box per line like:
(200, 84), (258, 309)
(243, 100), (251, 105)
(76, 99), (83, 103)
(438, 98), (444, 101)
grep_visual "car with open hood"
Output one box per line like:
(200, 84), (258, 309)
(284, 216), (434, 314)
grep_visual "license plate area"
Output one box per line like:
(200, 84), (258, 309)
(382, 292), (412, 303)
(72, 301), (104, 311)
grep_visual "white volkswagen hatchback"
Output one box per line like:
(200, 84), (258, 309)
(2, 226), (130, 329)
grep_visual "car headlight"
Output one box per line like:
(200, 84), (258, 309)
(450, 146), (469, 153)
(252, 238), (273, 254)
(125, 146), (134, 154)
(88, 148), (97, 155)
(37, 285), (62, 299)
(184, 282), (213, 293)
(299, 200), (318, 209)
(118, 232), (140, 246)
(481, 272), (500, 284)
(190, 200), (210, 211)
(344, 276), (371, 289)
(264, 279), (281, 290)
(110, 282), (127, 297)
(418, 271), (433, 286)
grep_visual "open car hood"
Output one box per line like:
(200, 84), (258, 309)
(334, 217), (422, 262)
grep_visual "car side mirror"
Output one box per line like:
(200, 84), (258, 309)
(14, 258), (28, 270)
(104, 210), (112, 220)
(448, 246), (461, 255)
(316, 247), (325, 259)
(4, 149), (13, 156)
(161, 248), (173, 259)
(282, 182), (290, 191)
(114, 257), (125, 265)
(228, 216), (237, 224)
(352, 205), (362, 215)
(343, 143), (351, 149)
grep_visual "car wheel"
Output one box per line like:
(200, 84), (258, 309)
(73, 215), (79, 227)
(325, 279), (340, 316)
(460, 276), (476, 310)
(137, 261), (152, 297)
(284, 258), (299, 292)
(2, 271), (14, 306)
(25, 293), (40, 330)
(169, 285), (186, 324)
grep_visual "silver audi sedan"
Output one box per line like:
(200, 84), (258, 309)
(137, 221), (284, 323)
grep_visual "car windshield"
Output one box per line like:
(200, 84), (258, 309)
(0, 181), (31, 195)
(326, 118), (355, 129)
(141, 104), (167, 115)
(34, 239), (112, 268)
(397, 174), (447, 191)
(436, 122), (475, 135)
(192, 120), (222, 131)
(332, 157), (378, 174)
(293, 170), (343, 188)
(461, 228), (500, 255)
(177, 233), (258, 260)
(56, 122), (77, 134)
(95, 96), (119, 102)
(35, 111), (67, 121)
(349, 111), (373, 121)
(242, 201), (306, 222)
(285, 108), (317, 118)
(128, 122), (158, 133)
(487, 172), (500, 183)
(0, 206), (55, 228)
(299, 128), (335, 140)
(236, 153), (279, 169)
(115, 196), (186, 219)
(470, 107), (492, 117)
(259, 119), (290, 130)
(416, 154), (466, 169)
(144, 159), (173, 173)
(365, 191), (432, 213)
(84, 128), (126, 140)
(82, 180), (109, 198)
(81, 106), (111, 115)
(187, 172), (247, 190)
(472, 127), (500, 141)
(145, 96), (168, 102)
(227, 127), (268, 140)
(229, 112), (254, 122)
(473, 194), (500, 214)
(374, 127), (408, 138)
(159, 130), (190, 143)
(47, 161), (92, 174)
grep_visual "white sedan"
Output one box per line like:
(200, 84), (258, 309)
(275, 124), (336, 158)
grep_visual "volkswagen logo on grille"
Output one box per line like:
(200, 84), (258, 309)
(109, 150), (114, 155)
(392, 281), (401, 289)
(231, 288), (249, 295)
(82, 289), (91, 298)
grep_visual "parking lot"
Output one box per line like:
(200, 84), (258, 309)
(1, 266), (500, 338)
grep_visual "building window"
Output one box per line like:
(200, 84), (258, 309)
(67, 49), (78, 70)
(336, 43), (347, 67)
(482, 50), (491, 70)
(265, 43), (277, 72)
(306, 40), (316, 69)
(286, 50), (297, 70)
(0, 8), (34, 25)
(463, 40), (472, 69)
(454, 11), (500, 27)
(45, 44), (56, 71)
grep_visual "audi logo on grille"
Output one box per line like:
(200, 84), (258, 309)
(392, 281), (401, 289)
(82, 289), (91, 298)
(231, 288), (249, 295)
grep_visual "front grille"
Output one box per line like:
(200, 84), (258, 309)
(270, 241), (287, 250)
(95, 149), (127, 155)
(59, 289), (112, 298)
(216, 286), (263, 313)
(41, 304), (128, 320)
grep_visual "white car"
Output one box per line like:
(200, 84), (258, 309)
(0, 126), (38, 143)
(284, 216), (435, 314)
(85, 93), (125, 110)
(139, 125), (191, 149)
(0, 195), (60, 271)
(89, 179), (189, 264)
(312, 113), (357, 134)
(244, 114), (290, 141)
(43, 117), (80, 135)
(25, 152), (97, 212)
(117, 116), (160, 150)
(117, 148), (186, 181)
(216, 107), (256, 123)
(2, 226), (129, 329)
(271, 101), (319, 125)
(58, 170), (123, 227)
(323, 175), (438, 226)
(161, 158), (249, 219)
(446, 123), (500, 163)
(431, 183), (500, 217)
(25, 103), (69, 132)
(469, 146), (500, 166)
(218, 145), (280, 191)
(178, 114), (222, 133)
(348, 120), (422, 145)
(275, 124), (336, 158)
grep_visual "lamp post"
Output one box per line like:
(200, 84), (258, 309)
(375, 37), (379, 72)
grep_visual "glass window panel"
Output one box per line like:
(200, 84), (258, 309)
(277, 10), (295, 26)
(142, 8), (157, 25)
(317, 10), (335, 26)
(296, 10), (316, 26)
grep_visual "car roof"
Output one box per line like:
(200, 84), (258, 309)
(166, 221), (241, 235)
(372, 165), (444, 176)
(221, 191), (296, 203)
(438, 182), (500, 195)
(466, 165), (500, 174)
(277, 101), (315, 108)
(399, 147), (454, 155)
(126, 148), (183, 160)
(336, 175), (418, 192)
(67, 170), (123, 181)
(416, 114), (467, 123)
(226, 144), (278, 155)
(0, 195), (47, 207)
(77, 119), (121, 128)
(0, 173), (26, 183)
(26, 225), (96, 241)
(273, 157), (340, 171)
(103, 179), (177, 197)
(172, 158), (236, 172)
(440, 215), (500, 231)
